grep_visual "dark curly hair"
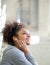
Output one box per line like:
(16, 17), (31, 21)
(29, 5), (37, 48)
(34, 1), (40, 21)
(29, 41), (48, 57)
(2, 21), (26, 46)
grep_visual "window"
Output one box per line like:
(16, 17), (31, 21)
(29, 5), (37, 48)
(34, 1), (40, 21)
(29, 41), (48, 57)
(17, 0), (39, 31)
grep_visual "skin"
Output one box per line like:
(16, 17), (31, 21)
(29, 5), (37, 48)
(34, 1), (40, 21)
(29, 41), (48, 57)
(13, 28), (30, 54)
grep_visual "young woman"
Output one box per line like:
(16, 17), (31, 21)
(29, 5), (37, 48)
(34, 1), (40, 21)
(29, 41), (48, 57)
(0, 21), (38, 65)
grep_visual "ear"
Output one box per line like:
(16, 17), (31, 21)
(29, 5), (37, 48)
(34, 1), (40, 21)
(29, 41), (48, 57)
(13, 36), (17, 42)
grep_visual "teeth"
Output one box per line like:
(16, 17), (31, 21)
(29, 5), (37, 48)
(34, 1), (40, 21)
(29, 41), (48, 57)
(26, 39), (30, 41)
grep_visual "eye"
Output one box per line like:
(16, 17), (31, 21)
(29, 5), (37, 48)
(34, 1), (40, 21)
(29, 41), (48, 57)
(22, 32), (27, 35)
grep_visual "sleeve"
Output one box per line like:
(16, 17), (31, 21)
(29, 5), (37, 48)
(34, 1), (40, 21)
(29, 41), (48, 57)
(6, 49), (33, 65)
(25, 53), (38, 65)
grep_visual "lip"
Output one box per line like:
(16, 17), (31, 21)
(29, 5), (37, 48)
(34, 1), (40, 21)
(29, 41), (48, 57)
(26, 38), (30, 41)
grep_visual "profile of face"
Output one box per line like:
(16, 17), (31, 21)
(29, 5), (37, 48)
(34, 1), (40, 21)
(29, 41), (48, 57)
(13, 28), (30, 45)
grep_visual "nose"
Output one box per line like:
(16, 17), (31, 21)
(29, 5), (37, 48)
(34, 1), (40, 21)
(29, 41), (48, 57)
(27, 33), (30, 38)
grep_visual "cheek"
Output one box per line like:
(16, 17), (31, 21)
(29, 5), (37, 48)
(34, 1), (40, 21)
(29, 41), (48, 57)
(18, 35), (26, 41)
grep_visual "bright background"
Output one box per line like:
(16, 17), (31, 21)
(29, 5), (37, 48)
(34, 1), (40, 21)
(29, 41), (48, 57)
(0, 0), (50, 65)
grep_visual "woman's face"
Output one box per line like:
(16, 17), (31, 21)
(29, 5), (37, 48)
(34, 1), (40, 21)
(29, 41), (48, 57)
(16, 28), (30, 45)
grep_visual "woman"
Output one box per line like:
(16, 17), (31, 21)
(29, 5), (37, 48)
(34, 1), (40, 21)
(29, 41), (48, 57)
(1, 21), (38, 65)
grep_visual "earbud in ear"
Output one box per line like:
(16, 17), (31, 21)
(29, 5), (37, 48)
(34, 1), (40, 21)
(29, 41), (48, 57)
(13, 36), (17, 42)
(14, 38), (17, 41)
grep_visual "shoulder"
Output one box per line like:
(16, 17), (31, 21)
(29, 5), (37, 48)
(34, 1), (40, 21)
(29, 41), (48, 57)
(3, 45), (27, 62)
(3, 45), (24, 58)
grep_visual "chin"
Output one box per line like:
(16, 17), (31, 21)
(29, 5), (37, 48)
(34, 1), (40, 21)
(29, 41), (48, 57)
(26, 42), (30, 45)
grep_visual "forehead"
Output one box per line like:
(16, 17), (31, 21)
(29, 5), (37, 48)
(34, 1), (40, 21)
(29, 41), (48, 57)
(18, 28), (30, 34)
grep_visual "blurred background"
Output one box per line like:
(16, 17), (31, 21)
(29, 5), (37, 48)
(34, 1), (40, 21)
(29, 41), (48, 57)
(0, 0), (50, 65)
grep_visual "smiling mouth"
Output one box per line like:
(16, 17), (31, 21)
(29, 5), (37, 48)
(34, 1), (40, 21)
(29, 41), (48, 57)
(26, 38), (30, 41)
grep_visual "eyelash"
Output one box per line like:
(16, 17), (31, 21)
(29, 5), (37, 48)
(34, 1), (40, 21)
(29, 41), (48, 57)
(23, 33), (27, 34)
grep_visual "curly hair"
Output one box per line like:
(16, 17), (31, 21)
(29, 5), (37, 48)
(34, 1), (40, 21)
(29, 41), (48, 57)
(2, 21), (26, 46)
